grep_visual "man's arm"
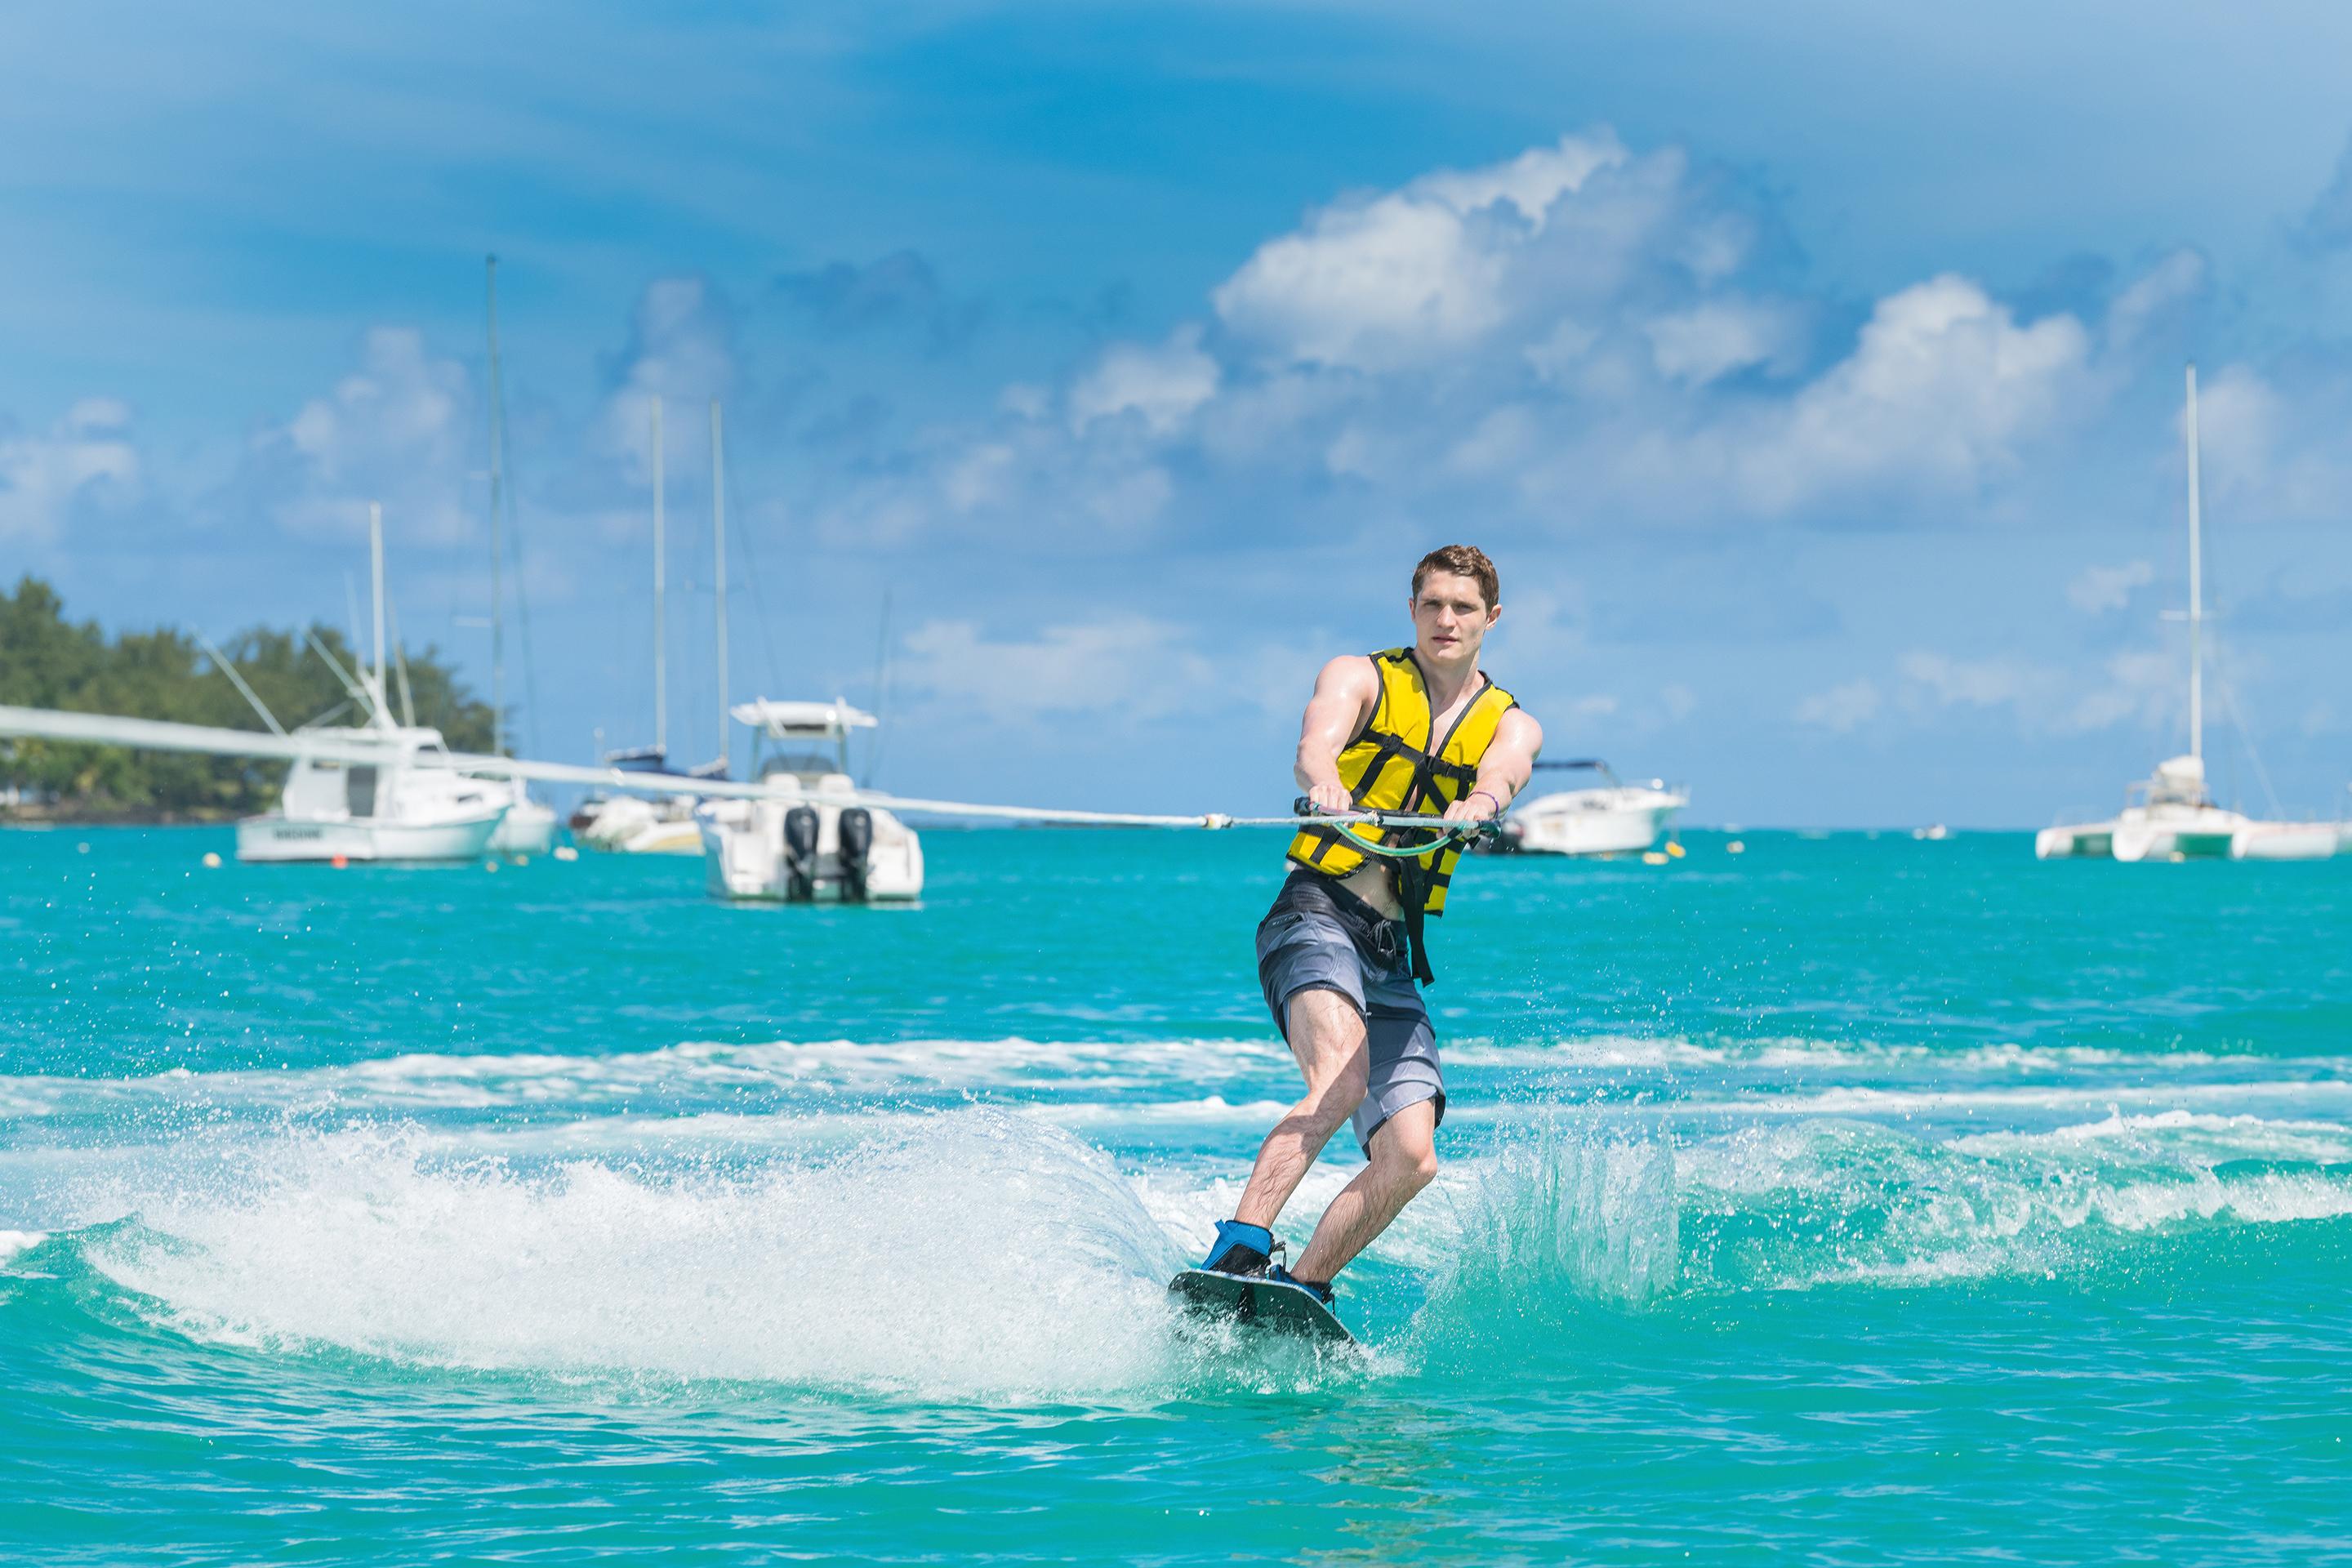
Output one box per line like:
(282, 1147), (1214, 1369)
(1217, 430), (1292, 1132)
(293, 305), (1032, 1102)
(1294, 656), (1379, 815)
(1444, 707), (1543, 823)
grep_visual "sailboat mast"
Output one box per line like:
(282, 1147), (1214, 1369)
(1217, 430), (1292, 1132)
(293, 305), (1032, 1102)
(2185, 363), (2203, 764)
(652, 396), (667, 759)
(484, 255), (509, 756)
(369, 501), (389, 731)
(711, 399), (728, 776)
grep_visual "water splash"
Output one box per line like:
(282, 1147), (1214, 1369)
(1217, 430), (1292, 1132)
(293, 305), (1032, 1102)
(1677, 1113), (2352, 1290)
(74, 1108), (1345, 1401)
(1420, 1121), (1680, 1325)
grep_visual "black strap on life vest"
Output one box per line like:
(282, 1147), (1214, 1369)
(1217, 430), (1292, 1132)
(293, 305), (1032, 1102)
(1379, 653), (1494, 988)
(1392, 858), (1437, 986)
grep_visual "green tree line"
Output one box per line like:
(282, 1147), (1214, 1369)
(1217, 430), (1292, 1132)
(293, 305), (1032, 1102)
(1, 575), (495, 821)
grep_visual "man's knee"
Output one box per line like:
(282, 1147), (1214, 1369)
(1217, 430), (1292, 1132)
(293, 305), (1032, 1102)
(1283, 988), (1370, 1105)
(1371, 1105), (1441, 1190)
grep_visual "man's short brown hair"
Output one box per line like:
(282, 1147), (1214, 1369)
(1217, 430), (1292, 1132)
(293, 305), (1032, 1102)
(1412, 545), (1499, 610)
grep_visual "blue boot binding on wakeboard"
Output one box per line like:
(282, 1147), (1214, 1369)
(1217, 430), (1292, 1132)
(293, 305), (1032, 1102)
(1200, 1218), (1274, 1276)
(1266, 1263), (1334, 1307)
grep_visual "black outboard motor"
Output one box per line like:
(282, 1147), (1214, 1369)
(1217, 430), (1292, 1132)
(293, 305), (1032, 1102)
(837, 808), (874, 903)
(782, 805), (820, 902)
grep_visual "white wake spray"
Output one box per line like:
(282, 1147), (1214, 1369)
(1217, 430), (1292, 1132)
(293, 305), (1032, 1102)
(82, 1109), (1249, 1400)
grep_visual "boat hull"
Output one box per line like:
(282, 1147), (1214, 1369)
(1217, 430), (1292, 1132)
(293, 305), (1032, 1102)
(577, 795), (703, 855)
(1505, 790), (1686, 857)
(235, 810), (506, 863)
(2230, 822), (2339, 861)
(699, 800), (923, 902)
(488, 799), (559, 856)
(2037, 813), (2336, 862)
(590, 821), (702, 856)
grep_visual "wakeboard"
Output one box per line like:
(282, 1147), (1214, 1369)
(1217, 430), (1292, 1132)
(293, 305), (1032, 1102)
(1167, 1268), (1356, 1346)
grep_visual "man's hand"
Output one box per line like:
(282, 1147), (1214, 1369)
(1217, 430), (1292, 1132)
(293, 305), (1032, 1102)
(1304, 781), (1352, 817)
(1442, 789), (1501, 825)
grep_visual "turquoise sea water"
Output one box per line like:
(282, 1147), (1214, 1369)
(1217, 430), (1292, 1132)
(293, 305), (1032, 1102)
(2, 825), (2348, 1565)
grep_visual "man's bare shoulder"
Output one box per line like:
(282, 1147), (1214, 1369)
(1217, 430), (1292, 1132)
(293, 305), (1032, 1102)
(1313, 653), (1379, 695)
(1497, 706), (1544, 747)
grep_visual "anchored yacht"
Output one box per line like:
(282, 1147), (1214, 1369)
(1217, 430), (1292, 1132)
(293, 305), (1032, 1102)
(238, 731), (509, 862)
(573, 747), (721, 856)
(2035, 754), (2250, 862)
(230, 506), (508, 863)
(572, 394), (741, 857)
(1495, 760), (1687, 857)
(2037, 366), (2341, 862)
(698, 700), (923, 902)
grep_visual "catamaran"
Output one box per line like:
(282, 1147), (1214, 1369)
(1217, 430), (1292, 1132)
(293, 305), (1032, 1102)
(2036, 366), (2342, 862)
(1492, 760), (1687, 857)
(697, 700), (924, 901)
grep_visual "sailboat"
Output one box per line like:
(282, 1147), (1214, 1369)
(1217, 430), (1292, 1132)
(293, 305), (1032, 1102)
(572, 397), (732, 856)
(232, 506), (511, 863)
(2035, 366), (2341, 862)
(479, 256), (559, 857)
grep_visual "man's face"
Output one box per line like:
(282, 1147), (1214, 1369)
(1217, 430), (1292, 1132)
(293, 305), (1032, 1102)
(1410, 571), (1499, 664)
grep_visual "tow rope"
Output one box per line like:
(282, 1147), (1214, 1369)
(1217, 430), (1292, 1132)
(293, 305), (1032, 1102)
(1257, 796), (1499, 856)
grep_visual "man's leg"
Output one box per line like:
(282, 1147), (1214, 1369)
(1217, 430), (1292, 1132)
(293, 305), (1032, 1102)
(1292, 1098), (1439, 1283)
(1232, 987), (1370, 1232)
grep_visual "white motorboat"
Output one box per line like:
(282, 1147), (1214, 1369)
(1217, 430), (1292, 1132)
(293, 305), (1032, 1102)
(232, 506), (507, 864)
(698, 700), (923, 902)
(238, 733), (508, 862)
(1496, 760), (1687, 857)
(2038, 366), (2341, 863)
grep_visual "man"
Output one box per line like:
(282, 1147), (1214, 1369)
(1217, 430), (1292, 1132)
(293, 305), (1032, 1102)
(1197, 544), (1543, 1309)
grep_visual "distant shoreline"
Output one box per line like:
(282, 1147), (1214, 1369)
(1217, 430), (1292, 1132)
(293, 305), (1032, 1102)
(1, 807), (240, 828)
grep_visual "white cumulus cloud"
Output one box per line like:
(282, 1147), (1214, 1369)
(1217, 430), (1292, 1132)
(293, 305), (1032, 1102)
(258, 328), (474, 544)
(0, 399), (140, 544)
(1734, 277), (2096, 512)
(1068, 327), (1220, 434)
(1795, 678), (1882, 733)
(893, 616), (1218, 725)
(1644, 298), (1802, 386)
(2067, 560), (2154, 614)
(600, 277), (739, 482)
(1212, 131), (1629, 371)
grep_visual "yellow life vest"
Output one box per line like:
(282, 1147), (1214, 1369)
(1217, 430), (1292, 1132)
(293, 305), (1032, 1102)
(1286, 648), (1518, 924)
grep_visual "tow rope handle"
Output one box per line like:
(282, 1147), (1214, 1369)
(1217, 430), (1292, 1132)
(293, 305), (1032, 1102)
(1290, 796), (1503, 846)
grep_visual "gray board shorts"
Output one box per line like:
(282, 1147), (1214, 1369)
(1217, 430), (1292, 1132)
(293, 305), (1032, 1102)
(1255, 870), (1443, 1156)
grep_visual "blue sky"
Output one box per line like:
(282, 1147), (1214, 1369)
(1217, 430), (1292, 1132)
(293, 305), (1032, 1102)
(7, 1), (2352, 826)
